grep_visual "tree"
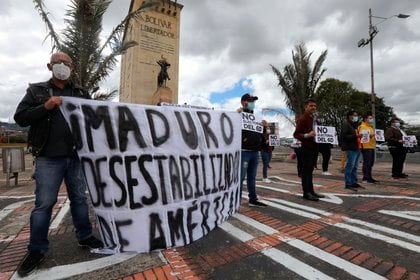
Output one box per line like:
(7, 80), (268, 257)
(270, 43), (328, 121)
(314, 78), (395, 134)
(349, 91), (394, 130)
(33, 0), (159, 99)
(314, 78), (354, 134)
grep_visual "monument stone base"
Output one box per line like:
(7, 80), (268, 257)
(152, 87), (173, 105)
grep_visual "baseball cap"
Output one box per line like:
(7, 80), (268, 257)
(241, 93), (258, 102)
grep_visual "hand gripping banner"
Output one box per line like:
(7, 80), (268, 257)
(59, 97), (242, 253)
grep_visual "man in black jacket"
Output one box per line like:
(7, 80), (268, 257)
(237, 93), (267, 207)
(340, 110), (363, 191)
(14, 52), (103, 277)
(385, 118), (409, 179)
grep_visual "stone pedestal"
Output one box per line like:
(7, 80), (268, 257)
(152, 87), (173, 105)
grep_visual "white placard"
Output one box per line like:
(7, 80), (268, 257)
(403, 135), (417, 147)
(59, 97), (242, 253)
(361, 130), (370, 143)
(241, 112), (263, 133)
(315, 126), (338, 145)
(375, 129), (385, 141)
(269, 134), (281, 146)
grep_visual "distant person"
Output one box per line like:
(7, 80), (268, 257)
(291, 139), (303, 177)
(359, 113), (379, 183)
(261, 120), (274, 183)
(340, 110), (363, 191)
(293, 99), (325, 201)
(318, 143), (333, 175)
(385, 118), (409, 179)
(237, 93), (267, 207)
(14, 52), (103, 277)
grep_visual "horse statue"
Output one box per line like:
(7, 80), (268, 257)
(157, 56), (171, 88)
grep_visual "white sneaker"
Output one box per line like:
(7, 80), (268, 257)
(262, 178), (272, 183)
(322, 171), (332, 175)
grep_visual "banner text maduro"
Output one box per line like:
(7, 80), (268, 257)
(59, 97), (242, 253)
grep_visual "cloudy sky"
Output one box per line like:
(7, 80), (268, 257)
(1, 0), (419, 136)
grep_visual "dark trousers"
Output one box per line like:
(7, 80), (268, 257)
(319, 146), (331, 172)
(361, 149), (375, 180)
(389, 147), (407, 177)
(301, 146), (318, 195)
(294, 147), (303, 177)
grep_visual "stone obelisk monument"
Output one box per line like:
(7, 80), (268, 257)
(120, 0), (183, 105)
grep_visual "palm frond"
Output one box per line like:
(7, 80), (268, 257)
(33, 0), (62, 51)
(271, 42), (328, 120)
(92, 89), (118, 101)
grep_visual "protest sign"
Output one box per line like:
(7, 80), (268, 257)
(241, 112), (263, 133)
(59, 97), (242, 253)
(267, 122), (280, 146)
(403, 135), (418, 147)
(375, 129), (385, 141)
(315, 126), (338, 145)
(361, 130), (370, 144)
(269, 134), (281, 146)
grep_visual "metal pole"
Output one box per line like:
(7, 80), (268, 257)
(369, 8), (376, 129)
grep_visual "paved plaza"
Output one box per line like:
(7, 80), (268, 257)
(0, 151), (419, 280)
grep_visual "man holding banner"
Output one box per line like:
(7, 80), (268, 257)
(293, 99), (325, 201)
(237, 93), (267, 207)
(14, 52), (103, 276)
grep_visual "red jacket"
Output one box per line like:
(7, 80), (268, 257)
(293, 113), (317, 149)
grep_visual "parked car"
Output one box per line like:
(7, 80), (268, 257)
(376, 142), (388, 151)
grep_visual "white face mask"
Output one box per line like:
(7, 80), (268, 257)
(266, 129), (271, 134)
(52, 63), (71, 80)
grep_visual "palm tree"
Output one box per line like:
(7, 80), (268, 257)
(33, 0), (160, 99)
(270, 43), (328, 121)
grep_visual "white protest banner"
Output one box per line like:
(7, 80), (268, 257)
(361, 130), (370, 143)
(241, 112), (263, 133)
(315, 126), (338, 145)
(59, 97), (242, 253)
(403, 135), (417, 147)
(375, 129), (385, 141)
(269, 134), (281, 146)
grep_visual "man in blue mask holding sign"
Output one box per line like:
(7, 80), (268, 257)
(237, 93), (267, 207)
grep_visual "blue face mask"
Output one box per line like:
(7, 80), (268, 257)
(368, 119), (375, 125)
(395, 122), (401, 128)
(247, 102), (255, 111)
(352, 116), (359, 123)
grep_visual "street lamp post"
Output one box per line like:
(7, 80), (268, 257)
(357, 8), (409, 128)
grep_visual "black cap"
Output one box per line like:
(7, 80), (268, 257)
(241, 93), (258, 102)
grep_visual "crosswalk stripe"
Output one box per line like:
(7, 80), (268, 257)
(234, 213), (386, 280)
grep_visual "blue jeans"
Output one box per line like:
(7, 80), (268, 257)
(260, 151), (271, 178)
(345, 150), (361, 186)
(240, 151), (259, 201)
(29, 157), (92, 253)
